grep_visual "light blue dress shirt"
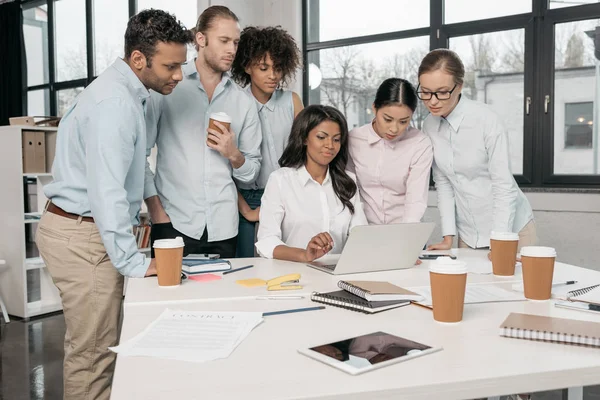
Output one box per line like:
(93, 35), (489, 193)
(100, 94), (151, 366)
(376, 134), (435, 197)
(144, 60), (262, 241)
(44, 58), (149, 277)
(423, 96), (534, 248)
(238, 87), (294, 190)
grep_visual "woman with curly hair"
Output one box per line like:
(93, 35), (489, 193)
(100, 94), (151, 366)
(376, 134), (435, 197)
(231, 25), (304, 257)
(255, 105), (368, 262)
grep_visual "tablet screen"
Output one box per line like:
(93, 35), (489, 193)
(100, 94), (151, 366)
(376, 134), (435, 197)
(309, 331), (432, 369)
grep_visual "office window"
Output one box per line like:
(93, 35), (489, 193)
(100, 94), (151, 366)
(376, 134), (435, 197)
(565, 102), (593, 148)
(553, 19), (600, 175)
(308, 36), (429, 130)
(450, 29), (525, 175)
(27, 89), (50, 116)
(55, 0), (87, 82)
(57, 88), (83, 117)
(306, 0), (429, 43)
(445, 0), (531, 24)
(22, 5), (49, 87)
(549, 0), (600, 9)
(93, 0), (128, 75)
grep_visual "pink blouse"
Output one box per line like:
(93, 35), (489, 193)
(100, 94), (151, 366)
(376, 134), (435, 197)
(348, 122), (433, 225)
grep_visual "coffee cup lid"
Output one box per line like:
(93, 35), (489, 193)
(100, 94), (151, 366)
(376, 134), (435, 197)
(520, 246), (556, 258)
(153, 236), (185, 249)
(429, 257), (468, 274)
(209, 112), (232, 123)
(490, 231), (519, 241)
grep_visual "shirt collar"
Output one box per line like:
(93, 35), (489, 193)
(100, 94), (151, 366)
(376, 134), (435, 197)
(112, 58), (150, 104)
(247, 85), (278, 112)
(183, 58), (232, 87)
(297, 165), (331, 186)
(442, 94), (466, 132)
(367, 120), (410, 149)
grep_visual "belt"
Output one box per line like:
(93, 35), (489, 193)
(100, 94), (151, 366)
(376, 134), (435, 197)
(47, 202), (95, 223)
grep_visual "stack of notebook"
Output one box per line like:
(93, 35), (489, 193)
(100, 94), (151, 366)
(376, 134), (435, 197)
(311, 281), (423, 314)
(181, 257), (232, 274)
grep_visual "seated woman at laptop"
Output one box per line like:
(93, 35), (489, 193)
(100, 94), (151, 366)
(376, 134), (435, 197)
(347, 78), (433, 225)
(255, 104), (368, 262)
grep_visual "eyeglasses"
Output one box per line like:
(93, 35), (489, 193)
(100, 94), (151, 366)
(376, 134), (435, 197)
(417, 84), (458, 101)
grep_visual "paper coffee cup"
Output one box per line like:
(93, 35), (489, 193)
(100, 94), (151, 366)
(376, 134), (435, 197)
(429, 257), (468, 323)
(208, 112), (232, 145)
(490, 231), (519, 276)
(153, 237), (185, 287)
(520, 246), (556, 300)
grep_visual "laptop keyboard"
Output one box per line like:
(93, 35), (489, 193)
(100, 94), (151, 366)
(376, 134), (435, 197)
(320, 264), (336, 270)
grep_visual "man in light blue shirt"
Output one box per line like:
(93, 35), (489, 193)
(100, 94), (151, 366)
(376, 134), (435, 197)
(144, 6), (262, 258)
(35, 11), (189, 400)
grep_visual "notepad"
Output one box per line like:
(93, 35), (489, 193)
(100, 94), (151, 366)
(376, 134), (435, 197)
(181, 258), (231, 274)
(567, 284), (600, 306)
(499, 312), (600, 347)
(311, 290), (410, 314)
(337, 280), (424, 302)
(409, 285), (526, 307)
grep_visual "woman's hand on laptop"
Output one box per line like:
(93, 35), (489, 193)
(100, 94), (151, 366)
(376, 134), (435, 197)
(427, 235), (453, 251)
(304, 232), (334, 262)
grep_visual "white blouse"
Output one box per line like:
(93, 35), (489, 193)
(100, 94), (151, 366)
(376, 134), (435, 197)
(255, 166), (368, 259)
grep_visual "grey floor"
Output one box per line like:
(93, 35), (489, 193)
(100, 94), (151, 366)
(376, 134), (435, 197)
(0, 313), (599, 400)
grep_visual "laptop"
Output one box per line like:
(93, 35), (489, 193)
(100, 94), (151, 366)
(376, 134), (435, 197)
(306, 222), (435, 275)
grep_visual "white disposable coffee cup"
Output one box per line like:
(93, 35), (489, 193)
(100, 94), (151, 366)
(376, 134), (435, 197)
(153, 237), (185, 287)
(490, 231), (519, 241)
(429, 257), (468, 323)
(520, 246), (557, 301)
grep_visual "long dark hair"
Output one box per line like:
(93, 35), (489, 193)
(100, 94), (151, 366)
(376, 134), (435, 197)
(373, 78), (418, 112)
(279, 105), (357, 214)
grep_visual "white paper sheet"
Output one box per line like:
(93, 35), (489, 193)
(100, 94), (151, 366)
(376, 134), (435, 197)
(409, 285), (526, 307)
(110, 309), (264, 363)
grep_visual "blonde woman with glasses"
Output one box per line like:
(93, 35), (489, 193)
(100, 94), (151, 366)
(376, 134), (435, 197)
(418, 49), (536, 254)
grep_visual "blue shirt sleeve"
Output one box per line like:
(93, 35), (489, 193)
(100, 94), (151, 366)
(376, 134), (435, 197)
(233, 102), (262, 184)
(85, 98), (148, 278)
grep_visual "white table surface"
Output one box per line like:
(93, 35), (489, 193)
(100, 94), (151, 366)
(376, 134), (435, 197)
(112, 250), (600, 400)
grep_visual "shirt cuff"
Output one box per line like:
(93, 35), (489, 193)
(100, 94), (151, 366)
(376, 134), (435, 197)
(119, 253), (149, 278)
(255, 236), (286, 259)
(143, 181), (158, 200)
(233, 158), (253, 180)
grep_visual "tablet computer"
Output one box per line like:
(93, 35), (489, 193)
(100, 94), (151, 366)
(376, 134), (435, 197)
(298, 331), (442, 375)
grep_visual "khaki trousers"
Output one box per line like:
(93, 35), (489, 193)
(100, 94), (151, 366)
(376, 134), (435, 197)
(35, 211), (124, 400)
(458, 220), (538, 250)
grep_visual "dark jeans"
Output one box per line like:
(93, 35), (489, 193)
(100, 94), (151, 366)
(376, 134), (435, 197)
(150, 222), (237, 258)
(236, 188), (264, 258)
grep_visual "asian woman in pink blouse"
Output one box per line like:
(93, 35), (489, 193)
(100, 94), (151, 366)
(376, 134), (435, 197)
(348, 78), (433, 225)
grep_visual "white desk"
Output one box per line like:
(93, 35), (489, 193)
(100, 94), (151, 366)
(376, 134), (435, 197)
(112, 251), (600, 400)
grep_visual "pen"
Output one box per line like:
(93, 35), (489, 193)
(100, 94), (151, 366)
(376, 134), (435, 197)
(263, 306), (325, 316)
(223, 264), (254, 275)
(256, 296), (305, 300)
(553, 280), (578, 286)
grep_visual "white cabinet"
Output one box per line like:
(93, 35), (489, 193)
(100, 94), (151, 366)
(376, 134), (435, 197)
(0, 125), (61, 319)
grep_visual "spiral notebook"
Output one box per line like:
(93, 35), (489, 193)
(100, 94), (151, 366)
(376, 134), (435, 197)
(567, 284), (600, 306)
(499, 313), (600, 347)
(311, 290), (410, 314)
(337, 280), (424, 302)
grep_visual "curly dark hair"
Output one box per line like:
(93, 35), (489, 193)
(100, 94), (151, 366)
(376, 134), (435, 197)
(231, 26), (302, 88)
(279, 105), (357, 214)
(125, 9), (192, 67)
